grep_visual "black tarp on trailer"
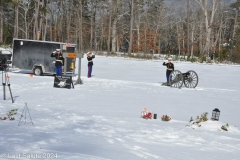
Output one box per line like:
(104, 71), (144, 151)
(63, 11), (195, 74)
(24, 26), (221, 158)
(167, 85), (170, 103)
(12, 39), (74, 74)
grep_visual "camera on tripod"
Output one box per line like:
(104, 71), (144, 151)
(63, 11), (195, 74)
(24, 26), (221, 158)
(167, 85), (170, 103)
(0, 49), (14, 103)
(0, 49), (12, 71)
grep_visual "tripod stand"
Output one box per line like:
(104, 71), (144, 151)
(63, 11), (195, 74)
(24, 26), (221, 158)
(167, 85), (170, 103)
(18, 103), (34, 126)
(1, 65), (14, 103)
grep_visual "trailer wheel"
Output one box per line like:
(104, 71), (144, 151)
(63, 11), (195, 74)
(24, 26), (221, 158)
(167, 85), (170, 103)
(33, 67), (43, 76)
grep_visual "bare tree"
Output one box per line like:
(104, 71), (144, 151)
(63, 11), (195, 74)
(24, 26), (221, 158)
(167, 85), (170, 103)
(18, 0), (32, 39)
(33, 0), (40, 40)
(89, 0), (96, 51)
(107, 0), (112, 55)
(195, 0), (219, 55)
(13, 0), (19, 38)
(128, 0), (134, 54)
(0, 0), (3, 43)
(111, 0), (121, 53)
(187, 0), (190, 56)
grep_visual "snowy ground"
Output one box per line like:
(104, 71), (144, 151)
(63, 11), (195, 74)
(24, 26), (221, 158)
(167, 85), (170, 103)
(0, 55), (240, 160)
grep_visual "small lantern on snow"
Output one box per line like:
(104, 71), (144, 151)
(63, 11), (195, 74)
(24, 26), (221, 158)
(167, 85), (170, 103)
(211, 108), (220, 121)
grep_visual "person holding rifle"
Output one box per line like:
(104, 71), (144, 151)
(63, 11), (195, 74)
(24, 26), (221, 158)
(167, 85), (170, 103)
(87, 52), (95, 78)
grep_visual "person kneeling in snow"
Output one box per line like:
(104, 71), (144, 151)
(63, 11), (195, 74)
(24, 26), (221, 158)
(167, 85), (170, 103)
(163, 58), (174, 85)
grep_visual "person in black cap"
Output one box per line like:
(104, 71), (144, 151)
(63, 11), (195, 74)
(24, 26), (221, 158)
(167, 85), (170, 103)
(163, 58), (174, 84)
(51, 49), (64, 75)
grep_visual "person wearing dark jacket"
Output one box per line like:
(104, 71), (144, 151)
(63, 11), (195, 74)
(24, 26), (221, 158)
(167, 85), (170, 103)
(163, 58), (174, 83)
(51, 49), (64, 75)
(0, 56), (7, 71)
(87, 52), (95, 78)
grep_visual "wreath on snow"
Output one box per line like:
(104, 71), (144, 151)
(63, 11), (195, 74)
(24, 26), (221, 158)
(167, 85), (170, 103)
(161, 115), (171, 121)
(0, 109), (18, 121)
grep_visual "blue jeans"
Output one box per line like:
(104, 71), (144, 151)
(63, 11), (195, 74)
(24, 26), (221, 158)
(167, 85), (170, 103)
(88, 66), (92, 77)
(166, 74), (172, 82)
(56, 65), (62, 75)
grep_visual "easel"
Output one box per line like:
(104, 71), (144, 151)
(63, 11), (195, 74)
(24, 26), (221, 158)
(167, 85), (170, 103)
(18, 103), (34, 126)
(1, 64), (14, 103)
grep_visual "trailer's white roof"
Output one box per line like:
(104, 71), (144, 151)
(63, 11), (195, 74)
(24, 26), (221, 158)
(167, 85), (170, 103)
(13, 38), (76, 45)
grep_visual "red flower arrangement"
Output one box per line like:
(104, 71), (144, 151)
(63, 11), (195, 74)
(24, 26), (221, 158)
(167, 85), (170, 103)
(161, 115), (171, 121)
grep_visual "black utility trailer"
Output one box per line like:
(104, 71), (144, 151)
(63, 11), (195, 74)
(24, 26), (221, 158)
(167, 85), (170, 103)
(12, 38), (76, 76)
(162, 70), (199, 89)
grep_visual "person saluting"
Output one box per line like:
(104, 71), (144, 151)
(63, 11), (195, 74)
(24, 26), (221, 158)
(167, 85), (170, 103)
(51, 49), (64, 75)
(163, 58), (174, 85)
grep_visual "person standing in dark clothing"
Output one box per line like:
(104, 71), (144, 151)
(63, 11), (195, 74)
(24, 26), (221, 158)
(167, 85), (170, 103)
(163, 58), (174, 83)
(51, 49), (64, 75)
(87, 52), (95, 78)
(0, 56), (8, 71)
(210, 54), (214, 60)
(210, 53), (214, 64)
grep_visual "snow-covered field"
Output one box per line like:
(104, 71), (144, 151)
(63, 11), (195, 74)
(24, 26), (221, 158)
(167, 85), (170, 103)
(0, 56), (240, 160)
